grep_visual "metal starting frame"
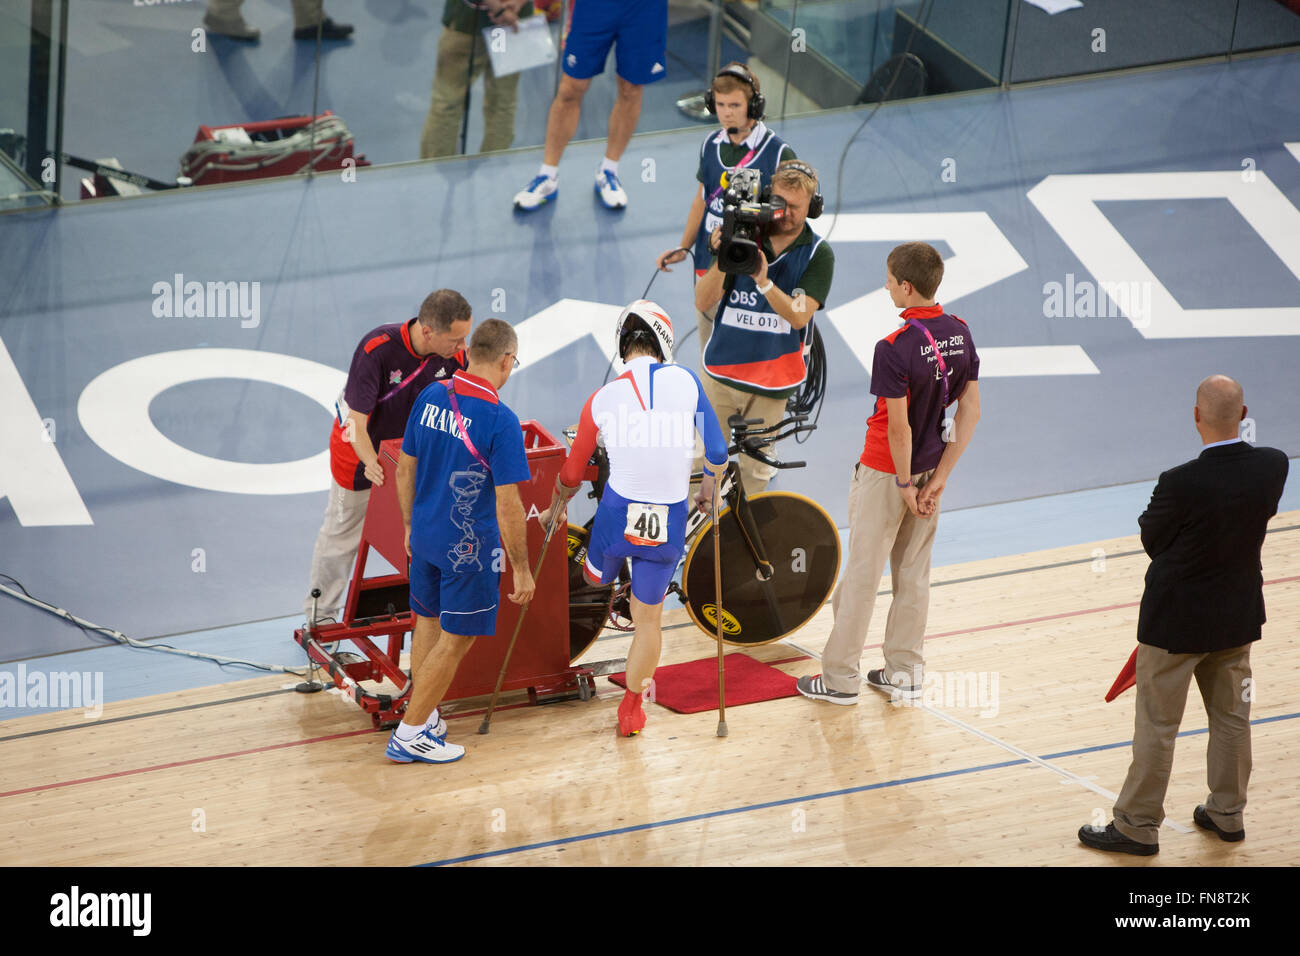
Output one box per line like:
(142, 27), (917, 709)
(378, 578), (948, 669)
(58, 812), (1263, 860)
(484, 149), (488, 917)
(293, 423), (599, 729)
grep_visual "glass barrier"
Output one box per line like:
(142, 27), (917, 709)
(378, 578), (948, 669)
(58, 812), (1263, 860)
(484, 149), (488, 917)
(1, 0), (65, 210)
(7, 0), (1299, 211)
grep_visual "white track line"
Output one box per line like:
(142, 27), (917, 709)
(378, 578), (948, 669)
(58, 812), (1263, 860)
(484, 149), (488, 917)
(781, 638), (1192, 835)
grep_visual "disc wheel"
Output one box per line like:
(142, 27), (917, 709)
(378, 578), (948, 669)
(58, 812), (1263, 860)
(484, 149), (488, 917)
(681, 492), (840, 646)
(566, 523), (615, 662)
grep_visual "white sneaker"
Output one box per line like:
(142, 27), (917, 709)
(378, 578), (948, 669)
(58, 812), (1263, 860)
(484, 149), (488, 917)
(594, 169), (627, 209)
(427, 708), (447, 738)
(513, 174), (558, 211)
(385, 726), (465, 764)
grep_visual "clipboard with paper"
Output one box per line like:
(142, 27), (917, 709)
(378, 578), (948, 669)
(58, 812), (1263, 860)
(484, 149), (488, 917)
(482, 13), (557, 77)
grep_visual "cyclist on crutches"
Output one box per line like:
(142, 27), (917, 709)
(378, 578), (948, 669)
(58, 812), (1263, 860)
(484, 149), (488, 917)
(540, 301), (730, 737)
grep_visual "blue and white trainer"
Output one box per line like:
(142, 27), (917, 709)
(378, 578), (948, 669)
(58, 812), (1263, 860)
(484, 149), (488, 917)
(513, 174), (558, 211)
(427, 708), (447, 738)
(385, 726), (465, 764)
(594, 169), (627, 209)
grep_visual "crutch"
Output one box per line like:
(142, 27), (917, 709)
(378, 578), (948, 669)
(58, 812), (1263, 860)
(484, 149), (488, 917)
(713, 473), (727, 738)
(478, 509), (563, 734)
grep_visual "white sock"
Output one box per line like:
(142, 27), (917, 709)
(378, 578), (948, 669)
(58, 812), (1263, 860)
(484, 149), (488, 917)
(394, 720), (424, 741)
(425, 707), (441, 728)
(599, 156), (619, 175)
(539, 163), (558, 180)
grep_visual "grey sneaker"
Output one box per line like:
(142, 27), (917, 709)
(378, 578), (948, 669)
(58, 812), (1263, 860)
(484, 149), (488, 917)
(796, 674), (857, 705)
(866, 668), (922, 700)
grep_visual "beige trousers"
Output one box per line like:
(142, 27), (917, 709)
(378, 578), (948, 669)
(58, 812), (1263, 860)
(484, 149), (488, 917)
(820, 463), (937, 694)
(206, 0), (323, 29)
(420, 26), (521, 159)
(695, 372), (789, 496)
(303, 480), (370, 624)
(1112, 642), (1253, 844)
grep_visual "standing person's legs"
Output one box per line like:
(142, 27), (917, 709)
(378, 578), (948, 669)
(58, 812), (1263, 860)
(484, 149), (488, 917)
(406, 617), (476, 726)
(303, 481), (370, 623)
(603, 77), (643, 163)
(542, 74), (591, 166)
(697, 308), (714, 361)
(1111, 645), (1202, 845)
(480, 61), (521, 153)
(421, 27), (477, 159)
(387, 557), (499, 763)
(733, 391), (788, 494)
(290, 0), (325, 29)
(696, 374), (786, 495)
(625, 595), (663, 695)
(879, 468), (938, 689)
(204, 0), (257, 36)
(1195, 644), (1253, 835)
(817, 465), (904, 695)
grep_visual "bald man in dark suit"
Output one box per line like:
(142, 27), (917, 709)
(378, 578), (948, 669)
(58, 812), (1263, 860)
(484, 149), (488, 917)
(1079, 375), (1289, 855)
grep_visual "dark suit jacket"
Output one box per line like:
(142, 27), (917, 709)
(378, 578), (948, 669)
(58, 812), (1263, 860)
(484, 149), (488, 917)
(1137, 442), (1289, 653)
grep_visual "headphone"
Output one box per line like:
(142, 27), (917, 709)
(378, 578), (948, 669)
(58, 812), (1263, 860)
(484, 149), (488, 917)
(776, 160), (824, 219)
(704, 64), (766, 122)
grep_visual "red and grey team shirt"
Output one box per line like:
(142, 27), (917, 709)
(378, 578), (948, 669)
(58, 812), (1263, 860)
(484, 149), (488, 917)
(329, 319), (466, 490)
(860, 304), (980, 476)
(559, 357), (729, 504)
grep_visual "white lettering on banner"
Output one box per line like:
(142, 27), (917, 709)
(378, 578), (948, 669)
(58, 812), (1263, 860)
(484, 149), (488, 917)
(721, 306), (791, 335)
(0, 336), (93, 526)
(819, 212), (1098, 378)
(77, 349), (346, 495)
(1027, 170), (1300, 338)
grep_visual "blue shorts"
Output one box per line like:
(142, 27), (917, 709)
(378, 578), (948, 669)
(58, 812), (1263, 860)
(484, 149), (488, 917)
(409, 554), (500, 637)
(585, 489), (687, 606)
(563, 0), (668, 85)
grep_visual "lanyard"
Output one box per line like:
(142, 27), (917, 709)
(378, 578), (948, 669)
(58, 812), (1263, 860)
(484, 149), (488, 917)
(442, 379), (491, 472)
(706, 131), (766, 204)
(907, 319), (950, 409)
(376, 357), (429, 405)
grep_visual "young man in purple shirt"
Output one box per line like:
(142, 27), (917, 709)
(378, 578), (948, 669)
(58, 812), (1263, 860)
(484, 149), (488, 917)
(798, 242), (981, 704)
(303, 289), (471, 626)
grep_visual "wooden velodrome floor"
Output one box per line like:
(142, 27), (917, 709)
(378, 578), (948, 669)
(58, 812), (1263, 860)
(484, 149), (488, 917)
(3, 512), (1298, 867)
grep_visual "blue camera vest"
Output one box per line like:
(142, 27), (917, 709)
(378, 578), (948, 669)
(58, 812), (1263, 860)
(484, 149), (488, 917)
(703, 227), (825, 396)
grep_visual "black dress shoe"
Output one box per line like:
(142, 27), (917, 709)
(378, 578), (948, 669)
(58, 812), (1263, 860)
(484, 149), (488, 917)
(1194, 805), (1245, 842)
(1078, 822), (1158, 856)
(294, 17), (354, 41)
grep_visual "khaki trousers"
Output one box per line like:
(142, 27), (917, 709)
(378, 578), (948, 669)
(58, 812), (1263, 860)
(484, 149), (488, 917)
(1112, 642), (1253, 844)
(303, 480), (370, 624)
(206, 0), (323, 29)
(695, 374), (788, 496)
(420, 26), (521, 159)
(697, 307), (713, 362)
(820, 463), (937, 694)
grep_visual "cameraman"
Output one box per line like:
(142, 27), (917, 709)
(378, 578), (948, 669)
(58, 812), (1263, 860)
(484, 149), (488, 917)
(694, 159), (834, 494)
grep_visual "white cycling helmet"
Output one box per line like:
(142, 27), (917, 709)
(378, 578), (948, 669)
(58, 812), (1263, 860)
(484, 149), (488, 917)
(615, 299), (674, 364)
